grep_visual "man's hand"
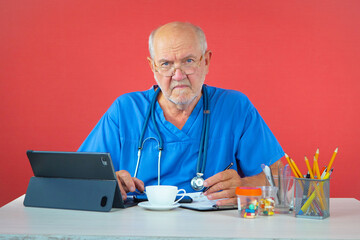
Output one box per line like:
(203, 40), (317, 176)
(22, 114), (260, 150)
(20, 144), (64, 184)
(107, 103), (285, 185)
(203, 160), (283, 206)
(115, 170), (145, 200)
(203, 169), (241, 206)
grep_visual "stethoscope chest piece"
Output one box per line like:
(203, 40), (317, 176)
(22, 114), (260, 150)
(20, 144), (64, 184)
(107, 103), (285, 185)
(191, 173), (205, 191)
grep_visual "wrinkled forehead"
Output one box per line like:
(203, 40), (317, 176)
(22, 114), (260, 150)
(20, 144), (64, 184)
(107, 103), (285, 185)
(152, 25), (202, 60)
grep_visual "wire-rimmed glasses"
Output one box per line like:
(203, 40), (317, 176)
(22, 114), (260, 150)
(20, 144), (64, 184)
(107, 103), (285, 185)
(150, 55), (203, 77)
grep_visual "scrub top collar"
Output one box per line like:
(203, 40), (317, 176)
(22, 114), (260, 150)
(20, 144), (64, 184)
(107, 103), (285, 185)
(148, 85), (205, 140)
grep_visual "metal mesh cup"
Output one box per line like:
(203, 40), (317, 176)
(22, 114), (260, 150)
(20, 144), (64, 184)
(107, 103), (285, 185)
(294, 177), (330, 219)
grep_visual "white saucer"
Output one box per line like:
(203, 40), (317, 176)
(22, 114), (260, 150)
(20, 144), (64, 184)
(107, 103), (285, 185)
(138, 201), (180, 211)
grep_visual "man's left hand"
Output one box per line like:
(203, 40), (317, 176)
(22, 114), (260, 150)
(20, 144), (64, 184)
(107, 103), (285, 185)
(202, 169), (241, 206)
(203, 159), (283, 206)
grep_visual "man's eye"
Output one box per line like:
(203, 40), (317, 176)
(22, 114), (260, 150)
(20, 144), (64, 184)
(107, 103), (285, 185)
(161, 62), (170, 67)
(185, 59), (194, 63)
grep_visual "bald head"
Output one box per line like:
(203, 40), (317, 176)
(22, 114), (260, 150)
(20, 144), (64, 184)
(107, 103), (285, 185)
(148, 22), (207, 59)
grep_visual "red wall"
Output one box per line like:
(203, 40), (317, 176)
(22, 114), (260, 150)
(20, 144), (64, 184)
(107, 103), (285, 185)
(1, 0), (359, 207)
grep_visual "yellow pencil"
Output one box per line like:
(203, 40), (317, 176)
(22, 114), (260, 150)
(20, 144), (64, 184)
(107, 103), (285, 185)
(306, 155), (326, 210)
(304, 156), (315, 179)
(285, 153), (299, 178)
(314, 148), (319, 161)
(313, 148), (319, 174)
(291, 158), (303, 178)
(300, 156), (320, 213)
(326, 147), (338, 173)
(290, 156), (318, 213)
(312, 160), (316, 176)
(315, 148), (330, 210)
(313, 156), (321, 179)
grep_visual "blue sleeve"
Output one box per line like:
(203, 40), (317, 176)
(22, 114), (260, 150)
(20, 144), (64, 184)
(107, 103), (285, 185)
(78, 101), (121, 171)
(236, 104), (284, 176)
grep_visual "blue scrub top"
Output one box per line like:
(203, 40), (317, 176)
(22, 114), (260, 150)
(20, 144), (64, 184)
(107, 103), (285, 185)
(78, 85), (284, 192)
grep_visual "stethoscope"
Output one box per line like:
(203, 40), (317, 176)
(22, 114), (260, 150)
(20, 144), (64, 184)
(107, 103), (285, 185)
(133, 85), (210, 191)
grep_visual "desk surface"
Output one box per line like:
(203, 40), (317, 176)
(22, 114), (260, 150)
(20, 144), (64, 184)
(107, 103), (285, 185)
(1, 196), (360, 240)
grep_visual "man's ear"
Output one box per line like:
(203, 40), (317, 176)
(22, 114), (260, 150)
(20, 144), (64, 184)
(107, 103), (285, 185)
(147, 57), (155, 72)
(204, 50), (212, 66)
(204, 50), (212, 74)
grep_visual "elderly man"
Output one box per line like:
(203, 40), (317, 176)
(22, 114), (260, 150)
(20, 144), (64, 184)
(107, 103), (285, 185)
(79, 22), (284, 206)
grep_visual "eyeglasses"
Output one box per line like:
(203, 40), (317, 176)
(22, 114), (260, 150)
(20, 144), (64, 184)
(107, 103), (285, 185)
(151, 55), (203, 77)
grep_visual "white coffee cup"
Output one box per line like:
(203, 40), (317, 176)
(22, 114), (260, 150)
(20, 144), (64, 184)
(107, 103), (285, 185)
(145, 185), (186, 206)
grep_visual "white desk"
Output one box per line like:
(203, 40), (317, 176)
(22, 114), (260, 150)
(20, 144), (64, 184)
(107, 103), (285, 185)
(1, 196), (359, 240)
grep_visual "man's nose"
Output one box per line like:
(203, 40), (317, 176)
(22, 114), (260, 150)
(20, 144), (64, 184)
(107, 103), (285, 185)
(172, 68), (186, 80)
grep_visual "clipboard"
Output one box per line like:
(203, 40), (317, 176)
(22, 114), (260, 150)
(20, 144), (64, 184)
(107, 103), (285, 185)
(179, 192), (237, 211)
(180, 203), (237, 211)
(24, 150), (136, 212)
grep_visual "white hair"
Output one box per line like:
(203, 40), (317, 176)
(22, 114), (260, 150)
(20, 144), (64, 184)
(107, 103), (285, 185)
(148, 22), (207, 59)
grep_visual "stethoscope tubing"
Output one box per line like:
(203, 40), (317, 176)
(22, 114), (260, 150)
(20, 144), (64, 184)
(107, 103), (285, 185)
(134, 85), (209, 186)
(196, 86), (209, 174)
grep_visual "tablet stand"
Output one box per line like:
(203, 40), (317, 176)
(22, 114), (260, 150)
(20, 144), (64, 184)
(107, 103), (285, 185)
(24, 176), (118, 212)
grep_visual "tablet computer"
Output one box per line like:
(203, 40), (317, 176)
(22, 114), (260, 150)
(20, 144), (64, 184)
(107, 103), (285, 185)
(27, 150), (117, 180)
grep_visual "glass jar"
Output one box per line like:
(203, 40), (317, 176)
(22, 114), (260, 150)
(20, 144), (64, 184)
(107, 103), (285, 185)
(236, 187), (262, 219)
(259, 186), (278, 216)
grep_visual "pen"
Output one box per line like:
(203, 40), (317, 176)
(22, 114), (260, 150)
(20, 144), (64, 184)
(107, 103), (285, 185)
(261, 164), (275, 186)
(261, 163), (280, 204)
(202, 162), (234, 193)
(212, 204), (237, 209)
(320, 167), (327, 179)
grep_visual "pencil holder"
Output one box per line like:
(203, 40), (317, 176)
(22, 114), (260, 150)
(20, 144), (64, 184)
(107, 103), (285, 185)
(294, 178), (330, 219)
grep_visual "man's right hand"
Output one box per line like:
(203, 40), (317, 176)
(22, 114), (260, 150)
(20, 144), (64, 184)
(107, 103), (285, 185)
(115, 170), (145, 200)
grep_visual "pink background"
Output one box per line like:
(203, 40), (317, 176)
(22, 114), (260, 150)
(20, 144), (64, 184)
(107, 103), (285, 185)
(1, 0), (359, 207)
